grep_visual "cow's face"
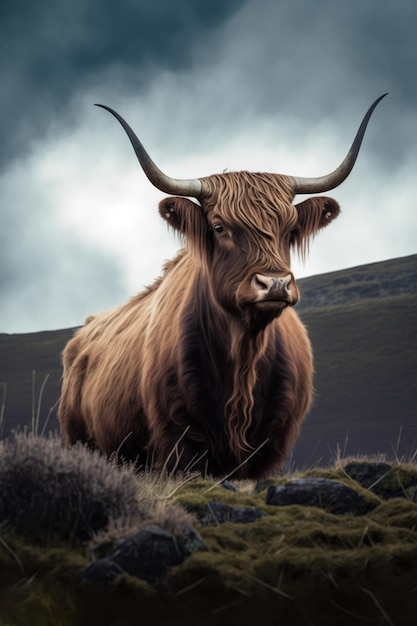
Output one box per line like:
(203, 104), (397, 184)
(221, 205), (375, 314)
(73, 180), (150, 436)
(159, 172), (340, 327)
(98, 96), (385, 325)
(97, 97), (385, 329)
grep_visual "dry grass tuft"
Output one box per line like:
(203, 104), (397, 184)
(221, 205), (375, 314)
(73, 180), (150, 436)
(0, 432), (140, 541)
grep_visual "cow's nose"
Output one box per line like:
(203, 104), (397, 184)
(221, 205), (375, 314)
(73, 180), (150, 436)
(252, 273), (294, 303)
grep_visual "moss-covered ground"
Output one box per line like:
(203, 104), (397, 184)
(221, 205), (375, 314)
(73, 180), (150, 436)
(1, 461), (417, 626)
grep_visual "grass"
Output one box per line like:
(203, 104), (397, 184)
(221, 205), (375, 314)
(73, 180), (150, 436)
(1, 432), (417, 625)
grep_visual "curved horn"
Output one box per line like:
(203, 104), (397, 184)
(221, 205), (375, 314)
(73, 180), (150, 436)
(293, 93), (388, 194)
(95, 104), (202, 198)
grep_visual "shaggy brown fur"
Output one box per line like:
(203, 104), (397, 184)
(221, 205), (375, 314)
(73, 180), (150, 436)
(59, 171), (340, 479)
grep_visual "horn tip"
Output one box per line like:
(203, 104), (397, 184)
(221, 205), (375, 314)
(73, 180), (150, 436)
(94, 103), (118, 117)
(376, 92), (389, 104)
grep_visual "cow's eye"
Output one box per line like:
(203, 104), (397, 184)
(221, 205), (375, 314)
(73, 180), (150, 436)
(213, 223), (225, 235)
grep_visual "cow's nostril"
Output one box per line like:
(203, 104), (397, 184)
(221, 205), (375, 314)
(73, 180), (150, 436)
(281, 275), (292, 293)
(254, 274), (269, 291)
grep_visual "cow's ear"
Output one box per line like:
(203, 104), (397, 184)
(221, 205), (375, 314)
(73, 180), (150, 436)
(294, 196), (340, 235)
(159, 197), (202, 234)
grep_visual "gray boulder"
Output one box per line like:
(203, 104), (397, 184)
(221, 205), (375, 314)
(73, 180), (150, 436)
(188, 501), (265, 526)
(83, 524), (207, 584)
(343, 462), (392, 489)
(266, 478), (374, 515)
(344, 461), (417, 499)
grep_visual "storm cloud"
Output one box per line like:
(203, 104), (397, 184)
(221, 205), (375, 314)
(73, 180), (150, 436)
(1, 0), (416, 332)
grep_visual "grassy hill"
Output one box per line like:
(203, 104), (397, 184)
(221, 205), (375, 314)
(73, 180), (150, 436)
(1, 254), (416, 467)
(1, 433), (417, 626)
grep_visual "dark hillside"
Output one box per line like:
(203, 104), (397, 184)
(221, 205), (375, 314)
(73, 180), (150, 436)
(293, 292), (417, 466)
(0, 329), (74, 435)
(297, 254), (417, 309)
(1, 254), (416, 467)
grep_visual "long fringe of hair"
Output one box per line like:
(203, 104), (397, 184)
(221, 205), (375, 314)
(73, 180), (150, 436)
(200, 172), (298, 461)
(224, 327), (268, 461)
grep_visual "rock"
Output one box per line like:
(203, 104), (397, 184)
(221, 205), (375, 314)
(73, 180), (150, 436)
(344, 462), (392, 489)
(82, 558), (124, 583)
(344, 462), (417, 499)
(220, 480), (237, 492)
(266, 478), (373, 515)
(83, 524), (207, 584)
(187, 501), (265, 526)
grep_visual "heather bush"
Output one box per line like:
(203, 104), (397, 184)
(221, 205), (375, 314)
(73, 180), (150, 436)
(0, 433), (141, 540)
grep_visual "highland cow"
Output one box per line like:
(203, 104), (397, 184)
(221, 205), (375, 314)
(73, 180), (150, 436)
(58, 95), (386, 479)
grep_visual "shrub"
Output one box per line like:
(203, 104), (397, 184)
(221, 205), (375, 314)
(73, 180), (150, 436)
(0, 433), (141, 541)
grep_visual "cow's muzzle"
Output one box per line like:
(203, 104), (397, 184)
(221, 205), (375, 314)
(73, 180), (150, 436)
(251, 273), (297, 307)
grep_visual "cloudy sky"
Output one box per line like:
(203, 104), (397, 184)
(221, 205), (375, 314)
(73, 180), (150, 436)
(1, 0), (416, 333)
